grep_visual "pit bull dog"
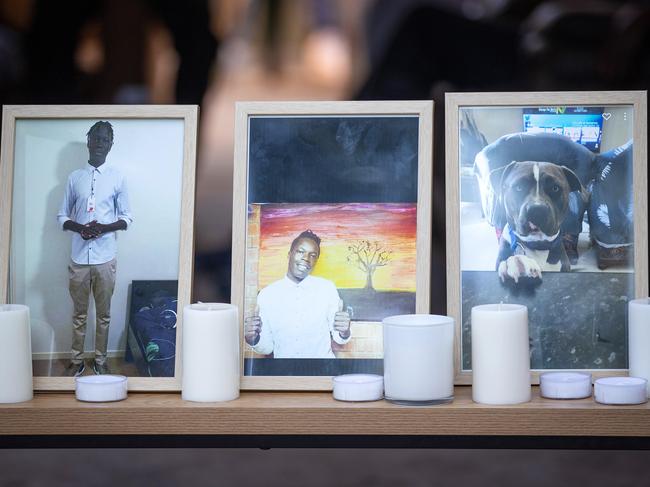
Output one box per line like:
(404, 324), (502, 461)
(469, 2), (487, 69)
(491, 161), (584, 283)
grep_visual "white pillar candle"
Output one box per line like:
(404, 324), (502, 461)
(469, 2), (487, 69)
(332, 374), (383, 402)
(540, 372), (592, 399)
(594, 377), (648, 405)
(0, 304), (33, 403)
(628, 298), (650, 396)
(382, 314), (454, 405)
(182, 303), (240, 402)
(471, 303), (531, 405)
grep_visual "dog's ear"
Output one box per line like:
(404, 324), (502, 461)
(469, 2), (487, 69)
(561, 166), (583, 193)
(489, 161), (518, 195)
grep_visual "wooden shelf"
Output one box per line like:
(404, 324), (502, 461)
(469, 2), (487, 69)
(2, 386), (650, 443)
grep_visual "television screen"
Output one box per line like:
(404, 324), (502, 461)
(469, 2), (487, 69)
(523, 106), (604, 152)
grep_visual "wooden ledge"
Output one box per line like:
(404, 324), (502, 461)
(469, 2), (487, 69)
(1, 386), (649, 437)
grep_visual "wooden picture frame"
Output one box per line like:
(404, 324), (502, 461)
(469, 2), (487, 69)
(232, 101), (433, 390)
(0, 105), (198, 391)
(445, 91), (648, 384)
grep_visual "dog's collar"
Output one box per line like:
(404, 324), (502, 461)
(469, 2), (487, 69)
(506, 224), (562, 252)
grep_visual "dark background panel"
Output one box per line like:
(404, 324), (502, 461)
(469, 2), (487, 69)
(243, 358), (383, 376)
(461, 271), (633, 370)
(248, 116), (419, 204)
(3, 448), (650, 486)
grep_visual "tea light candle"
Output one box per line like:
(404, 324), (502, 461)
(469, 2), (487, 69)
(594, 377), (648, 405)
(540, 372), (592, 399)
(471, 303), (531, 405)
(628, 298), (650, 396)
(182, 303), (240, 402)
(332, 374), (383, 402)
(75, 375), (128, 402)
(0, 304), (33, 403)
(382, 314), (454, 405)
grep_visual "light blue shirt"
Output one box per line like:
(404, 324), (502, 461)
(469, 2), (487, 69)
(57, 163), (133, 265)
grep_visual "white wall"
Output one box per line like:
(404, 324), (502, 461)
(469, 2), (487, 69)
(600, 107), (633, 152)
(469, 107), (523, 144)
(11, 119), (184, 358)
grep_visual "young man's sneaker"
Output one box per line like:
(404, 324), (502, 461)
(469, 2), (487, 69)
(65, 361), (85, 377)
(93, 361), (111, 375)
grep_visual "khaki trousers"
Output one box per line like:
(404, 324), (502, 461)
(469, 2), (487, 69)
(68, 259), (116, 366)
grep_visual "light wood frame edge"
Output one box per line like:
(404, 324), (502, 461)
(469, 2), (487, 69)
(0, 105), (199, 391)
(231, 100), (434, 390)
(445, 91), (648, 385)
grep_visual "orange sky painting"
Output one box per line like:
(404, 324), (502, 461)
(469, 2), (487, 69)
(253, 203), (417, 291)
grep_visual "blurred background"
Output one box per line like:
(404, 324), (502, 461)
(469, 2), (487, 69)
(3, 0), (648, 309)
(1, 0), (649, 483)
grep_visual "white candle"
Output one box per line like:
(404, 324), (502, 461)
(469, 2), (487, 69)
(182, 303), (240, 402)
(471, 303), (531, 405)
(332, 374), (383, 402)
(540, 372), (592, 399)
(628, 298), (650, 396)
(594, 377), (648, 405)
(0, 304), (33, 403)
(76, 375), (128, 402)
(382, 314), (454, 405)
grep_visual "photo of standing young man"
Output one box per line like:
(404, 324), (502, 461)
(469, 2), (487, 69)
(58, 121), (133, 376)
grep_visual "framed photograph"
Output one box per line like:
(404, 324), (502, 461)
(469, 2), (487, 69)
(232, 101), (432, 390)
(445, 91), (647, 384)
(0, 105), (197, 390)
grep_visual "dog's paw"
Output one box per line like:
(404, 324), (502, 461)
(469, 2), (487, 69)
(498, 255), (542, 283)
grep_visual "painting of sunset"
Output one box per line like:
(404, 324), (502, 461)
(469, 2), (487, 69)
(247, 203), (417, 321)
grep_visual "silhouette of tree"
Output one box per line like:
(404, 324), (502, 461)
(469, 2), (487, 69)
(347, 240), (392, 290)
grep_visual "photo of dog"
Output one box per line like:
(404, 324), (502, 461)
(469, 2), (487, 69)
(456, 102), (638, 372)
(492, 160), (584, 283)
(467, 127), (634, 279)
